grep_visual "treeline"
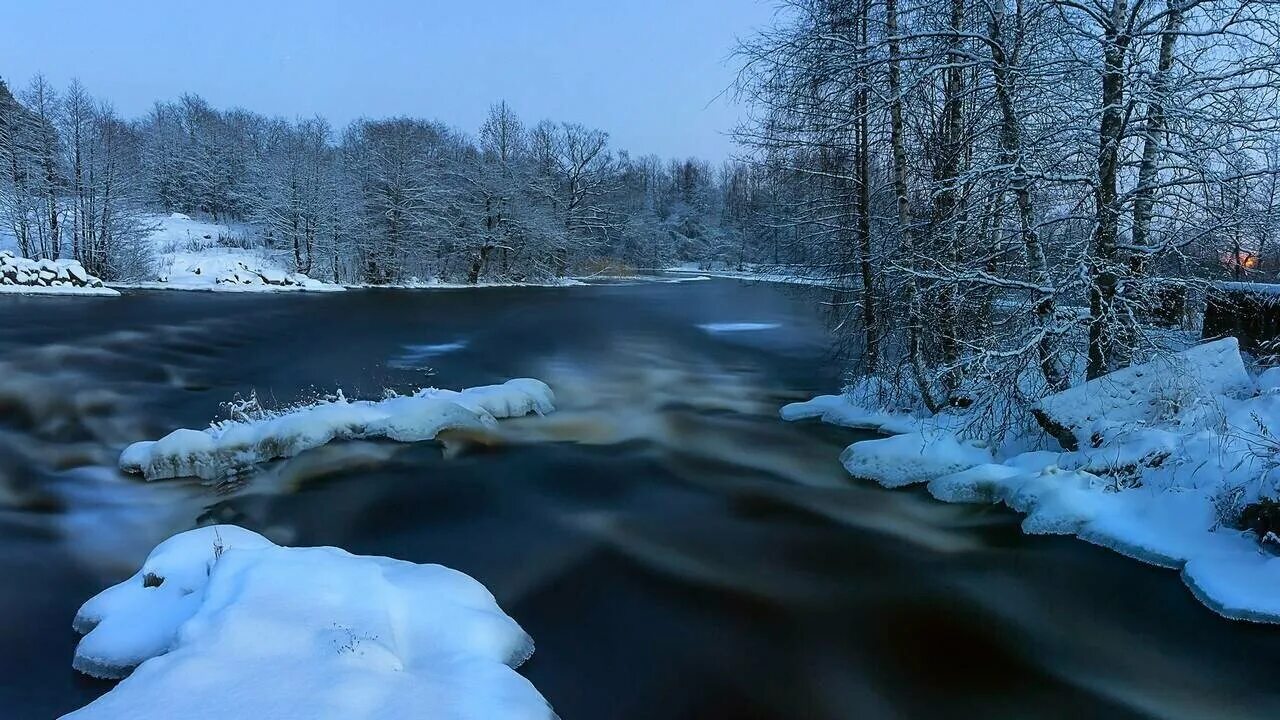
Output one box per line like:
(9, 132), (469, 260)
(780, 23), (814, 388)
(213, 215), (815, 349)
(0, 77), (782, 283)
(734, 0), (1280, 433)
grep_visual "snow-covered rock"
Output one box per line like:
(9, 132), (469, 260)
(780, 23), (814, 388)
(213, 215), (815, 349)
(0, 253), (118, 296)
(1032, 338), (1252, 449)
(120, 379), (555, 481)
(66, 525), (553, 720)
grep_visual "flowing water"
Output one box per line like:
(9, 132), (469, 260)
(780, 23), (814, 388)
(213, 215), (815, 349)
(2, 278), (1278, 719)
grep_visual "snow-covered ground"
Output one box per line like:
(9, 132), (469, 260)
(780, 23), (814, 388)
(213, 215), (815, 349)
(124, 214), (341, 293)
(120, 379), (555, 481)
(785, 338), (1280, 623)
(66, 525), (553, 720)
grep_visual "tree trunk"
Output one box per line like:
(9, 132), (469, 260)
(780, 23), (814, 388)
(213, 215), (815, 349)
(1086, 0), (1131, 380)
(887, 0), (941, 412)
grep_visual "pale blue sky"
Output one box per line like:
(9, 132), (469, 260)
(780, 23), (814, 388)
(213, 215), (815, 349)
(0, 0), (775, 160)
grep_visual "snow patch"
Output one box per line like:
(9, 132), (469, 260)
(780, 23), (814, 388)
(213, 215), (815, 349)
(1032, 337), (1251, 449)
(119, 379), (555, 481)
(698, 322), (781, 333)
(839, 431), (992, 488)
(390, 341), (470, 368)
(66, 525), (553, 719)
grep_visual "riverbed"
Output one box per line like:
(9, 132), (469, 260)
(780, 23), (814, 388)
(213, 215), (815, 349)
(2, 278), (1278, 719)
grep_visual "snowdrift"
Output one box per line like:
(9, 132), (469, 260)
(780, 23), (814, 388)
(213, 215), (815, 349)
(120, 379), (555, 481)
(1032, 338), (1252, 449)
(787, 339), (1280, 623)
(65, 525), (554, 720)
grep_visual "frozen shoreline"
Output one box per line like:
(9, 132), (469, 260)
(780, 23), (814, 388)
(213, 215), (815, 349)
(785, 338), (1280, 623)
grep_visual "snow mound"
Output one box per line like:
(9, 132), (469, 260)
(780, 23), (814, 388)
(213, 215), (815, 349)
(838, 431), (992, 488)
(1032, 337), (1252, 449)
(66, 525), (553, 720)
(120, 379), (555, 481)
(0, 251), (117, 296)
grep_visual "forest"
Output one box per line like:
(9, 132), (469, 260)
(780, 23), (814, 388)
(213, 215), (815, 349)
(735, 0), (1280, 433)
(0, 78), (770, 286)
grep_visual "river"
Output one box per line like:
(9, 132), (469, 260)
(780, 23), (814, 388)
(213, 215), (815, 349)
(1, 277), (1278, 719)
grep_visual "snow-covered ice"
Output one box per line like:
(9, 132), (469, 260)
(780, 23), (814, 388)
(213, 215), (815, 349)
(785, 338), (1280, 623)
(698, 322), (781, 333)
(66, 525), (554, 720)
(390, 341), (471, 368)
(120, 379), (555, 481)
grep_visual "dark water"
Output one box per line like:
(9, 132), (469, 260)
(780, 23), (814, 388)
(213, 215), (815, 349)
(1, 278), (1279, 719)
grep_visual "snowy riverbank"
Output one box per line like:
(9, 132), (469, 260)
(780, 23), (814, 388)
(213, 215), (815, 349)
(786, 338), (1280, 623)
(114, 214), (342, 293)
(65, 525), (554, 720)
(664, 263), (850, 288)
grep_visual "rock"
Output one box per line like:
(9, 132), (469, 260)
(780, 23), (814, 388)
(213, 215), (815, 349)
(258, 267), (287, 285)
(1032, 338), (1253, 449)
(37, 269), (56, 283)
(66, 262), (88, 284)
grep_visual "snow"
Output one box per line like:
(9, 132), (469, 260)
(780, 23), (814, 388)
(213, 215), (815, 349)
(0, 251), (118, 296)
(125, 213), (342, 293)
(66, 525), (553, 720)
(120, 379), (555, 481)
(780, 394), (922, 435)
(1213, 280), (1280, 297)
(665, 264), (848, 288)
(786, 339), (1280, 623)
(345, 278), (586, 290)
(698, 322), (781, 333)
(390, 341), (470, 369)
(839, 431), (992, 488)
(1031, 337), (1252, 449)
(0, 284), (119, 297)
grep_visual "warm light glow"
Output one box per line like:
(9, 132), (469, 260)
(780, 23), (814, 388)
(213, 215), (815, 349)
(1222, 250), (1260, 270)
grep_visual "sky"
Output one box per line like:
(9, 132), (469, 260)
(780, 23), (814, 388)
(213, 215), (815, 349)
(0, 0), (777, 162)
